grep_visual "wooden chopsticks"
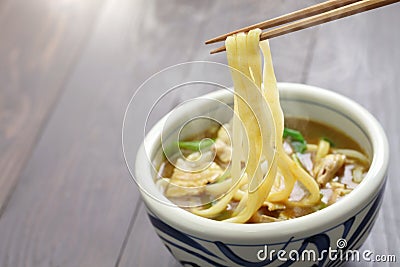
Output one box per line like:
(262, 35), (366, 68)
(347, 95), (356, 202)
(207, 0), (399, 54)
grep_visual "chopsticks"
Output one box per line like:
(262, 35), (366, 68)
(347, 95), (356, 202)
(207, 0), (399, 54)
(206, 0), (360, 45)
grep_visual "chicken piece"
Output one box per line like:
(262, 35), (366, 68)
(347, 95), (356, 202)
(314, 154), (346, 187)
(283, 140), (293, 154)
(210, 122), (233, 163)
(263, 201), (286, 211)
(330, 181), (345, 189)
(248, 211), (281, 223)
(212, 139), (232, 163)
(217, 123), (231, 145)
(328, 187), (352, 205)
(165, 156), (223, 197)
(288, 181), (309, 202)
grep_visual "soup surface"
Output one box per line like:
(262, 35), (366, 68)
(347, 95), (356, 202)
(156, 118), (370, 223)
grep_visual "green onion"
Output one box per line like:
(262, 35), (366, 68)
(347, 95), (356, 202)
(291, 141), (307, 153)
(322, 137), (335, 147)
(313, 194), (327, 211)
(316, 202), (327, 211)
(178, 139), (215, 151)
(283, 128), (305, 143)
(283, 128), (307, 153)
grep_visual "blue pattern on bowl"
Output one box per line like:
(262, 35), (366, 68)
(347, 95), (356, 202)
(146, 183), (385, 267)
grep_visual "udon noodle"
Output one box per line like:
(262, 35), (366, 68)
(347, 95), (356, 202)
(156, 29), (370, 223)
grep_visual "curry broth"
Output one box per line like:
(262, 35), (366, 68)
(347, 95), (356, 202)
(285, 117), (364, 152)
(157, 118), (369, 222)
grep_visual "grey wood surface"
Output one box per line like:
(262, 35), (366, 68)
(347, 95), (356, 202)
(0, 0), (398, 266)
(0, 0), (106, 213)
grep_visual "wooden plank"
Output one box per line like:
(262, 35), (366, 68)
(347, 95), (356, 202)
(0, 0), (106, 212)
(118, 0), (323, 266)
(0, 0), (253, 265)
(0, 0), (146, 266)
(117, 203), (180, 267)
(305, 4), (400, 267)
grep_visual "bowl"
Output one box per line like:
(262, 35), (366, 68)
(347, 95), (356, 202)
(133, 83), (389, 267)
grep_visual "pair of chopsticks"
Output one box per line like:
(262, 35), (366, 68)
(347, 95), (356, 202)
(207, 0), (399, 54)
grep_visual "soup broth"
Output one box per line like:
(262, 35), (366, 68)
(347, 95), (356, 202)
(156, 118), (370, 223)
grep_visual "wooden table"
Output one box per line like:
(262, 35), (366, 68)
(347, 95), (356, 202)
(0, 0), (398, 266)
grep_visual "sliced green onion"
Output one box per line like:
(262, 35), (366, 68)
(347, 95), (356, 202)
(313, 194), (327, 211)
(291, 141), (307, 154)
(283, 128), (305, 143)
(283, 128), (307, 153)
(322, 137), (335, 147)
(316, 201), (327, 210)
(178, 139), (215, 151)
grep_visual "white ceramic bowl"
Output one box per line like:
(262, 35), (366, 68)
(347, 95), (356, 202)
(134, 83), (389, 267)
